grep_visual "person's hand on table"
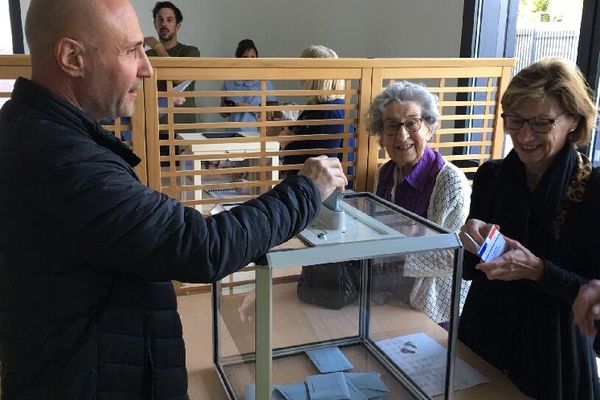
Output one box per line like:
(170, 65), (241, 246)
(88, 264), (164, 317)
(299, 156), (348, 201)
(573, 280), (600, 336)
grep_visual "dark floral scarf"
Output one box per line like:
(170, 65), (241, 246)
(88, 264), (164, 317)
(553, 150), (592, 239)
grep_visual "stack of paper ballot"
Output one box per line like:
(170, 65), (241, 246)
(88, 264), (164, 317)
(244, 346), (390, 400)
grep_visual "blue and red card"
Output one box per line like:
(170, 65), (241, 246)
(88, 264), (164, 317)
(477, 225), (507, 262)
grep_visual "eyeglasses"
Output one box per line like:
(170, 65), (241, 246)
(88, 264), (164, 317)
(501, 112), (569, 134)
(382, 117), (423, 136)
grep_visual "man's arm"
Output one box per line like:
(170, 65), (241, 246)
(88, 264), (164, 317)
(144, 38), (200, 86)
(144, 36), (169, 57)
(42, 149), (345, 284)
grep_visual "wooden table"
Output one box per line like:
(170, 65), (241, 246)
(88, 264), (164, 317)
(177, 132), (280, 212)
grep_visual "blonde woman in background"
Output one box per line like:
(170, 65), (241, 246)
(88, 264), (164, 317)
(282, 45), (354, 175)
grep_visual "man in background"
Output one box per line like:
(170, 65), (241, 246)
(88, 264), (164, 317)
(0, 0), (346, 398)
(145, 1), (200, 143)
(145, 1), (199, 60)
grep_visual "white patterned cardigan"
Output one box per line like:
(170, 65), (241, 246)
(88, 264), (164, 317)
(374, 161), (471, 323)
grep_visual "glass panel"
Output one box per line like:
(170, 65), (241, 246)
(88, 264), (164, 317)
(506, 0), (584, 156)
(215, 193), (467, 399)
(369, 253), (453, 398)
(514, 0), (583, 75)
(592, 76), (600, 166)
(343, 195), (441, 238)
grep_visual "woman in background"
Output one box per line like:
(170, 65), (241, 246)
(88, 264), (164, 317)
(282, 45), (353, 174)
(221, 39), (277, 132)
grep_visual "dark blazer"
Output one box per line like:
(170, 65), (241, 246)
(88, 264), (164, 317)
(0, 77), (320, 399)
(459, 147), (600, 399)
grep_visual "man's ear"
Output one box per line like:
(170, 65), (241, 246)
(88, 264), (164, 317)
(55, 37), (85, 78)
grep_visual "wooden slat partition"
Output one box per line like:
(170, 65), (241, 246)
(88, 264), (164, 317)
(368, 60), (514, 189)
(0, 55), (514, 294)
(0, 55), (149, 182)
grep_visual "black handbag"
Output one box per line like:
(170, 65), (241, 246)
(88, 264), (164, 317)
(297, 258), (408, 309)
(297, 261), (361, 310)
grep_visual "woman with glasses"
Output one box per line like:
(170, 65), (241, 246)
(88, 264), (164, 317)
(458, 58), (600, 399)
(364, 81), (471, 323)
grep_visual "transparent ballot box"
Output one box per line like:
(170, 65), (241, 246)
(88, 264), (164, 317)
(212, 193), (472, 400)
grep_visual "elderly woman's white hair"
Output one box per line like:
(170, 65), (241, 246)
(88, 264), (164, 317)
(300, 44), (345, 103)
(366, 81), (440, 139)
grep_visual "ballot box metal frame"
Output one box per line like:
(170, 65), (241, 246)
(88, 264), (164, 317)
(212, 192), (464, 400)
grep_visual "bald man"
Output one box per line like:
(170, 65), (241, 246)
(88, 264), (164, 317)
(0, 0), (347, 398)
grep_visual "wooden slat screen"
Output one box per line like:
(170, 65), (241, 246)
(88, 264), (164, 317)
(367, 62), (513, 189)
(0, 56), (514, 294)
(145, 61), (365, 214)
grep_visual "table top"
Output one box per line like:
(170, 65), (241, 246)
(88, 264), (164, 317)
(177, 131), (280, 153)
(214, 282), (532, 400)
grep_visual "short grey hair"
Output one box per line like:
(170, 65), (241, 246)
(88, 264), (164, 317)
(366, 81), (440, 136)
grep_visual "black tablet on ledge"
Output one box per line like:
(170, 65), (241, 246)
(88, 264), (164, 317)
(202, 132), (243, 139)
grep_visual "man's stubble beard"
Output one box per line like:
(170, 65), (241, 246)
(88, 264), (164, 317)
(159, 31), (175, 42)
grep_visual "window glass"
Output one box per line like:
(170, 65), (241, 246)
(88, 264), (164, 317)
(0, 0), (15, 108)
(0, 0), (12, 54)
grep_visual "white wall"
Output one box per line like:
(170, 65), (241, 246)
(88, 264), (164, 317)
(132, 0), (465, 58)
(18, 0), (465, 58)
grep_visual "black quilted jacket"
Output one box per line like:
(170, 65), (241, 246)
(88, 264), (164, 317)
(0, 77), (320, 399)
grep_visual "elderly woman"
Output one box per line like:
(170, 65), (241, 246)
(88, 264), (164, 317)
(282, 45), (353, 173)
(366, 81), (471, 323)
(458, 58), (600, 398)
(221, 39), (277, 132)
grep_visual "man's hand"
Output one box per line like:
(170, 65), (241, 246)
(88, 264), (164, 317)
(573, 280), (600, 336)
(144, 36), (160, 49)
(298, 156), (348, 201)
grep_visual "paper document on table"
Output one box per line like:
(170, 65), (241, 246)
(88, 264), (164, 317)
(305, 372), (350, 400)
(343, 372), (390, 399)
(173, 79), (193, 92)
(376, 332), (489, 396)
(273, 381), (310, 400)
(305, 346), (353, 373)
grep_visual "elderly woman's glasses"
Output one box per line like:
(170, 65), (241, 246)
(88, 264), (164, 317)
(382, 117), (423, 136)
(501, 112), (569, 134)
